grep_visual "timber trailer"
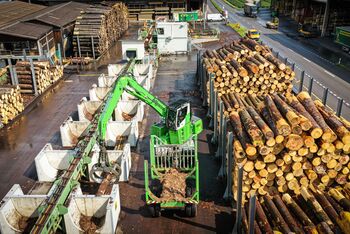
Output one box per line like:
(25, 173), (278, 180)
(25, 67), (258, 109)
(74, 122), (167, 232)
(29, 59), (203, 233)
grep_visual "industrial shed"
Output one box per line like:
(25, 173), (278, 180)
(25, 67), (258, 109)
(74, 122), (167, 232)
(0, 1), (50, 55)
(0, 1), (90, 57)
(22, 1), (91, 57)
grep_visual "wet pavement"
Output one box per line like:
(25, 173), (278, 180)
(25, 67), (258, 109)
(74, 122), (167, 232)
(0, 27), (131, 198)
(0, 22), (234, 233)
(118, 54), (233, 234)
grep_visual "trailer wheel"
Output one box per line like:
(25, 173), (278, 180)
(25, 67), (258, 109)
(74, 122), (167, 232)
(185, 204), (192, 217)
(149, 204), (161, 217)
(191, 204), (197, 217)
(185, 204), (197, 217)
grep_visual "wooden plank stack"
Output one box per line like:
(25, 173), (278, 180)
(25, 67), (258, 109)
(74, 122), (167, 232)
(203, 38), (294, 96)
(73, 3), (128, 58)
(242, 185), (350, 234)
(0, 85), (24, 125)
(227, 91), (350, 198)
(14, 61), (64, 94)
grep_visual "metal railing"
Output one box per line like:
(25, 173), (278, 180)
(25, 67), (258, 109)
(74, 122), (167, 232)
(268, 44), (350, 119)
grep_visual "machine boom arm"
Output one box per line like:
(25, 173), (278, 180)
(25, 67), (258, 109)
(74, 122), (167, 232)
(98, 60), (168, 140)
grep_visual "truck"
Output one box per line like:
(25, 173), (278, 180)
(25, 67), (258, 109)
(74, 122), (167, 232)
(244, 2), (258, 18)
(207, 13), (224, 21)
(335, 26), (350, 53)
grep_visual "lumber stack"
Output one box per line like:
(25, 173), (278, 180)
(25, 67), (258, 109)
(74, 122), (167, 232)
(14, 61), (64, 94)
(228, 91), (350, 199)
(73, 3), (128, 58)
(0, 85), (24, 125)
(242, 185), (350, 234)
(203, 38), (294, 96)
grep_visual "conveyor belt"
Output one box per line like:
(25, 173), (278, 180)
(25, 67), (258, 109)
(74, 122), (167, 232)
(30, 60), (135, 234)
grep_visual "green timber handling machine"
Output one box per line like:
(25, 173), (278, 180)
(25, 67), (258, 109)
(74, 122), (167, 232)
(29, 59), (202, 233)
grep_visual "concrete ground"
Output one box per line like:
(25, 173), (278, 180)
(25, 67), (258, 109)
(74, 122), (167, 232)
(0, 33), (128, 199)
(0, 23), (234, 233)
(118, 54), (233, 234)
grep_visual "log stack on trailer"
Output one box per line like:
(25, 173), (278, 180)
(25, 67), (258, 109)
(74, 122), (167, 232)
(73, 3), (128, 58)
(0, 85), (24, 125)
(14, 61), (64, 94)
(203, 38), (294, 96)
(242, 185), (350, 233)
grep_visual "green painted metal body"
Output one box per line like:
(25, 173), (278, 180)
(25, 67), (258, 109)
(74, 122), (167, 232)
(336, 26), (350, 48)
(144, 135), (200, 208)
(30, 59), (203, 233)
(178, 11), (199, 22)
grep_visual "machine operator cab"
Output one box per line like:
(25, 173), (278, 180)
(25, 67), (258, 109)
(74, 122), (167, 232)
(166, 100), (190, 131)
(151, 99), (203, 144)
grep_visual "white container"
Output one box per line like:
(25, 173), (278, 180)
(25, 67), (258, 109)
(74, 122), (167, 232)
(114, 100), (144, 122)
(77, 97), (102, 122)
(0, 185), (48, 234)
(77, 98), (144, 123)
(60, 117), (139, 147)
(98, 74), (116, 88)
(89, 85), (109, 101)
(34, 143), (131, 182)
(64, 184), (120, 234)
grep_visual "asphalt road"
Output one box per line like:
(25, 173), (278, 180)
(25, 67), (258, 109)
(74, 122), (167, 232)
(208, 0), (350, 118)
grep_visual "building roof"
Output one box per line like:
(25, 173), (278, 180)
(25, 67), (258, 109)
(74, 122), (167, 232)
(0, 1), (46, 27)
(23, 1), (91, 28)
(0, 22), (52, 40)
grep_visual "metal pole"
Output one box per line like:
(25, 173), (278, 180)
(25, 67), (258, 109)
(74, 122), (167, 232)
(322, 88), (329, 105)
(299, 70), (305, 93)
(91, 36), (96, 60)
(275, 51), (279, 58)
(232, 166), (243, 234)
(13, 67), (18, 85)
(23, 49), (27, 61)
(196, 52), (200, 84)
(308, 77), (314, 95)
(218, 118), (228, 178)
(77, 36), (82, 58)
(224, 132), (233, 201)
(207, 75), (213, 118)
(7, 58), (15, 85)
(284, 57), (288, 64)
(291, 62), (295, 71)
(216, 101), (224, 159)
(336, 98), (344, 117)
(30, 58), (38, 95)
(57, 43), (62, 66)
(210, 91), (218, 139)
(45, 34), (49, 55)
(248, 194), (257, 234)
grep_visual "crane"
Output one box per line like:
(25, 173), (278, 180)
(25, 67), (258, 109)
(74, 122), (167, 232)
(30, 59), (203, 233)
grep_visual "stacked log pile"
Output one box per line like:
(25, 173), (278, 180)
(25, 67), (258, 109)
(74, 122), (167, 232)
(14, 61), (64, 94)
(73, 3), (128, 58)
(242, 185), (350, 234)
(203, 38), (294, 96)
(0, 85), (24, 125)
(227, 91), (350, 198)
